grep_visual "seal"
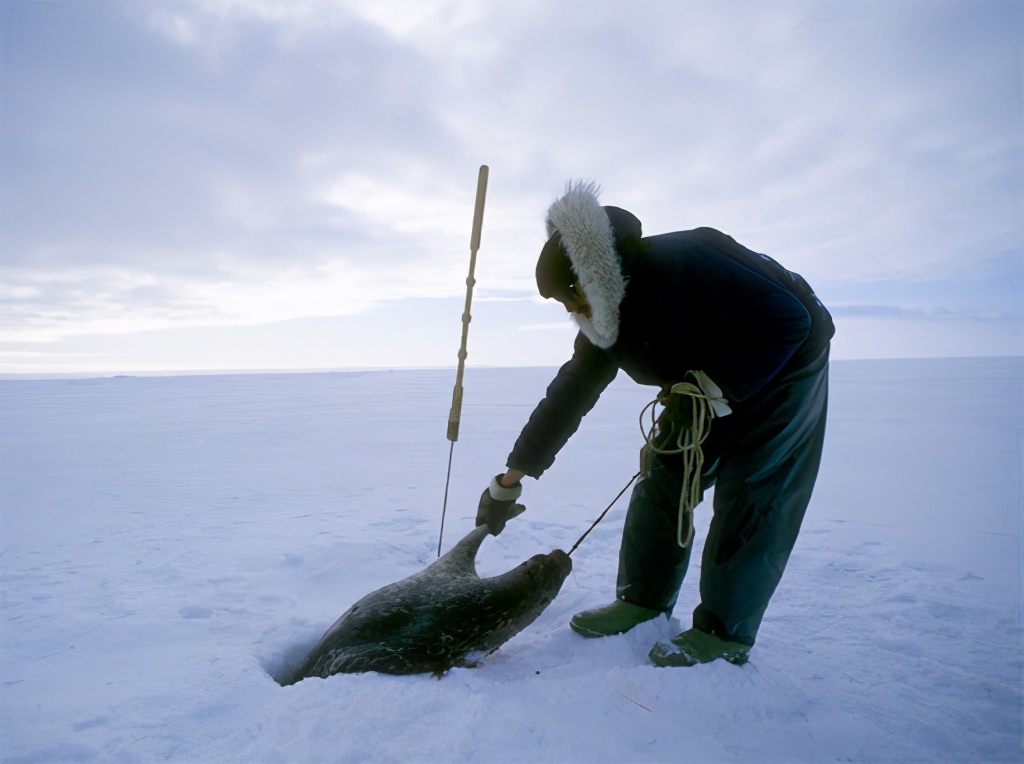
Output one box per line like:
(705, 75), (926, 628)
(283, 524), (572, 683)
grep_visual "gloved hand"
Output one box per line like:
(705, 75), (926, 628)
(475, 474), (525, 535)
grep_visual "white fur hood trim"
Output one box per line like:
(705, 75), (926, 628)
(545, 181), (627, 348)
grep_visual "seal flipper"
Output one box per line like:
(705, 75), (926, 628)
(431, 524), (490, 578)
(429, 504), (528, 579)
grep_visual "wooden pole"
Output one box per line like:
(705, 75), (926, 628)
(438, 165), (489, 556)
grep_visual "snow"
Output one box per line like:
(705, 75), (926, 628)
(1, 357), (1021, 763)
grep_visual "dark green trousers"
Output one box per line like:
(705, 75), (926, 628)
(616, 349), (830, 646)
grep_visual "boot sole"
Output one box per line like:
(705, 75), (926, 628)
(569, 613), (659, 638)
(569, 620), (628, 638)
(648, 641), (749, 667)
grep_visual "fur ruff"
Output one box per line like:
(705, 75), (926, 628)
(545, 181), (627, 348)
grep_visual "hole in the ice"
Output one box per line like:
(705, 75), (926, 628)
(259, 636), (320, 687)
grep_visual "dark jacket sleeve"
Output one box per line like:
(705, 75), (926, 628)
(506, 333), (619, 478)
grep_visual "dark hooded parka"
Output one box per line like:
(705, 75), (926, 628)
(507, 182), (835, 646)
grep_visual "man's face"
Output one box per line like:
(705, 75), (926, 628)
(556, 282), (592, 318)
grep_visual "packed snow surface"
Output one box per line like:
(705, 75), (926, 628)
(1, 357), (1021, 763)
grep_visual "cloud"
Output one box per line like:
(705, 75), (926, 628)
(829, 304), (1015, 323)
(816, 245), (1024, 330)
(1, 0), (488, 341)
(0, 0), (1020, 367)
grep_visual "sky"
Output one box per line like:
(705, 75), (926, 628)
(0, 0), (1021, 375)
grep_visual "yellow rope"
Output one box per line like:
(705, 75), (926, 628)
(639, 377), (720, 548)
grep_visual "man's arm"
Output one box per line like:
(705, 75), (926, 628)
(505, 333), (619, 478)
(498, 469), (525, 487)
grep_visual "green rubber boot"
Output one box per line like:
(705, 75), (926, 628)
(570, 600), (661, 638)
(648, 628), (750, 667)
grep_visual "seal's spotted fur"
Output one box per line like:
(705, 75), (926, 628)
(285, 525), (571, 682)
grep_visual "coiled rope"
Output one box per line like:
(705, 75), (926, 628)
(568, 372), (728, 556)
(639, 376), (722, 548)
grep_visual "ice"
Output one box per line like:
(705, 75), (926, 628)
(1, 357), (1021, 762)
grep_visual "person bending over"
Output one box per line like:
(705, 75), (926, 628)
(476, 181), (834, 667)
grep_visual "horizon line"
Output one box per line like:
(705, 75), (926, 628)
(2, 354), (1022, 382)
